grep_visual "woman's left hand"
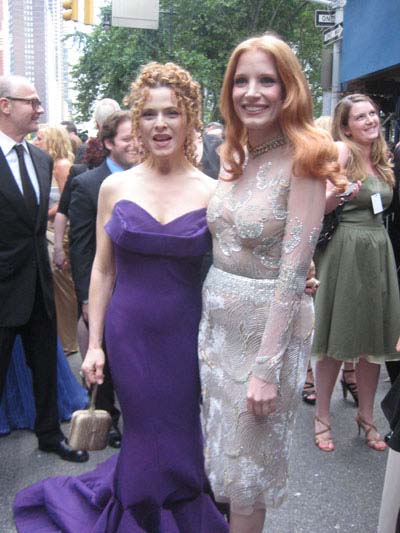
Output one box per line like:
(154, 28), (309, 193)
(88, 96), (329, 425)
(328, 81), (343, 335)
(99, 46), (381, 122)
(305, 277), (320, 296)
(246, 376), (278, 416)
(348, 180), (362, 201)
(396, 337), (400, 352)
(81, 348), (105, 387)
(304, 260), (319, 296)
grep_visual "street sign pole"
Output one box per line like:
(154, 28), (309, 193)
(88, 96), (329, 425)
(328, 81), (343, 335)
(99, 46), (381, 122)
(308, 0), (346, 114)
(331, 5), (345, 113)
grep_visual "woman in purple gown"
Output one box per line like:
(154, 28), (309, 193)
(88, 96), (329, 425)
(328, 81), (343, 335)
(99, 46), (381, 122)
(14, 63), (228, 532)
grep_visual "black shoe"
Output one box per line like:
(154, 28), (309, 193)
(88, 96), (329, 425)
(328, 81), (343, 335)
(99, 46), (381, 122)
(302, 381), (316, 405)
(340, 369), (359, 406)
(39, 438), (89, 463)
(108, 425), (122, 448)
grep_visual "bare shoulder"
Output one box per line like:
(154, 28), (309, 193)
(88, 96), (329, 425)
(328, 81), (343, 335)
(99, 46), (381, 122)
(54, 158), (71, 172)
(101, 168), (135, 193)
(335, 141), (350, 167)
(100, 166), (145, 206)
(98, 170), (126, 207)
(53, 158), (71, 180)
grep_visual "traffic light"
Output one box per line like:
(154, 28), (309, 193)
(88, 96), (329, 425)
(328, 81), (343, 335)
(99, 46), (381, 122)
(62, 0), (78, 22)
(84, 0), (94, 25)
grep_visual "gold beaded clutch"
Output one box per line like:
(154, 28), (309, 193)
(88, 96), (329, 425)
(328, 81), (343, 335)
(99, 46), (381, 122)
(68, 384), (112, 451)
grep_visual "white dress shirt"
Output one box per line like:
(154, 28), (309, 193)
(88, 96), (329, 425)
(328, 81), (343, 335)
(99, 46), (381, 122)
(0, 130), (40, 201)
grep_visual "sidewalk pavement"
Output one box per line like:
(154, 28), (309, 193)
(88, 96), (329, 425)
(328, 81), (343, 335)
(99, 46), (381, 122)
(0, 354), (391, 533)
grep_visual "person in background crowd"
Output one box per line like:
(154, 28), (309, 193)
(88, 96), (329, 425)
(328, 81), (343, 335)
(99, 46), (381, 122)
(0, 124), (86, 438)
(53, 161), (89, 359)
(0, 74), (87, 462)
(75, 98), (120, 166)
(54, 99), (121, 361)
(53, 162), (88, 270)
(60, 120), (83, 156)
(68, 110), (138, 448)
(205, 121), (224, 139)
(302, 115), (359, 407)
(0, 334), (87, 435)
(313, 93), (399, 452)
(199, 129), (223, 180)
(201, 122), (224, 180)
(34, 124), (78, 355)
(198, 33), (341, 533)
(14, 62), (228, 532)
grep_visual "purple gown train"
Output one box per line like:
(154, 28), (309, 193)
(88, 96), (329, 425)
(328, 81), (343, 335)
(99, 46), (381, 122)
(14, 200), (228, 532)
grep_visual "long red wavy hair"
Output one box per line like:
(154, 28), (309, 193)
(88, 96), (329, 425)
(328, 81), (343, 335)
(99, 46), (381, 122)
(220, 33), (340, 183)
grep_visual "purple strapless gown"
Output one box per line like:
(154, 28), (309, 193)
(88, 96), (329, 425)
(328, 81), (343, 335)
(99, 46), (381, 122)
(14, 200), (228, 532)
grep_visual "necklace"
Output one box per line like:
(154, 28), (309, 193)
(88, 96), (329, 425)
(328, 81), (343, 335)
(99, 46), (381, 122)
(247, 136), (286, 158)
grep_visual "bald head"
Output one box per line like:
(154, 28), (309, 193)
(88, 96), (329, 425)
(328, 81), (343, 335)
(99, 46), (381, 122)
(0, 75), (35, 98)
(0, 75), (44, 142)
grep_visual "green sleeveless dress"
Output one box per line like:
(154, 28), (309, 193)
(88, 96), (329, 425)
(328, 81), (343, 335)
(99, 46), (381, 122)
(312, 175), (400, 363)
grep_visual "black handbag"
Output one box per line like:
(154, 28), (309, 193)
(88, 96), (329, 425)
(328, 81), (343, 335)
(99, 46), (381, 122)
(316, 204), (345, 250)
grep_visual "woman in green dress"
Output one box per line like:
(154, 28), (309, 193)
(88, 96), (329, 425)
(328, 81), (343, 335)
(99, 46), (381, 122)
(313, 93), (399, 452)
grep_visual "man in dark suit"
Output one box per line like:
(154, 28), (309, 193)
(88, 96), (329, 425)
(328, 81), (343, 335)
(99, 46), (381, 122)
(0, 75), (87, 461)
(69, 110), (138, 448)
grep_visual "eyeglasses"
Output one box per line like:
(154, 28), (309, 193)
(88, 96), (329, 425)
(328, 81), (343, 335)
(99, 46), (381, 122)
(5, 96), (43, 110)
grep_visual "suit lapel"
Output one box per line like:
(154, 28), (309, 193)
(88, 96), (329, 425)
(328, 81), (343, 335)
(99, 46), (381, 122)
(0, 147), (33, 228)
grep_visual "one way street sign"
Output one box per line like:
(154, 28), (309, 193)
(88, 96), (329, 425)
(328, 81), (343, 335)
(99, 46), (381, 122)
(315, 10), (335, 27)
(323, 23), (343, 45)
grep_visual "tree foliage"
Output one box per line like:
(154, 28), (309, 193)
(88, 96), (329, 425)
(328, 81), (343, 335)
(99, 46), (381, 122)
(69, 0), (323, 123)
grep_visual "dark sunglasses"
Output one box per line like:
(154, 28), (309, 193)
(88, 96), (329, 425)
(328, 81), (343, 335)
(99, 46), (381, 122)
(5, 96), (43, 110)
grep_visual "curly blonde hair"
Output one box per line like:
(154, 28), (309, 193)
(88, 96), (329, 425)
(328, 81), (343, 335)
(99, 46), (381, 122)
(37, 124), (75, 163)
(125, 62), (202, 166)
(220, 33), (340, 183)
(332, 94), (394, 186)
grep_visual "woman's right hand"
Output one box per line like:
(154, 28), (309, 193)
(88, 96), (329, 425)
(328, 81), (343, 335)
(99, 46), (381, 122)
(396, 337), (400, 352)
(325, 179), (362, 214)
(53, 245), (66, 270)
(246, 375), (278, 416)
(81, 348), (105, 387)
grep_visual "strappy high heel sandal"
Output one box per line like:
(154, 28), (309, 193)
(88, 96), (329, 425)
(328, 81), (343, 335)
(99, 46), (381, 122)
(340, 368), (359, 406)
(314, 416), (335, 452)
(302, 381), (316, 405)
(355, 414), (387, 451)
(302, 363), (316, 405)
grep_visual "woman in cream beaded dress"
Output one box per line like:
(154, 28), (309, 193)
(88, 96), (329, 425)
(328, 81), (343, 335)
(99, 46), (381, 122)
(198, 33), (342, 533)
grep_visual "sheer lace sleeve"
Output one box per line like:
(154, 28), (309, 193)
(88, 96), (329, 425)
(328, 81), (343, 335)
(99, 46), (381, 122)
(251, 174), (325, 384)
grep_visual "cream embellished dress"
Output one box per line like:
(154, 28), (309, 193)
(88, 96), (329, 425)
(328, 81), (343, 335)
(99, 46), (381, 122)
(198, 152), (325, 514)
